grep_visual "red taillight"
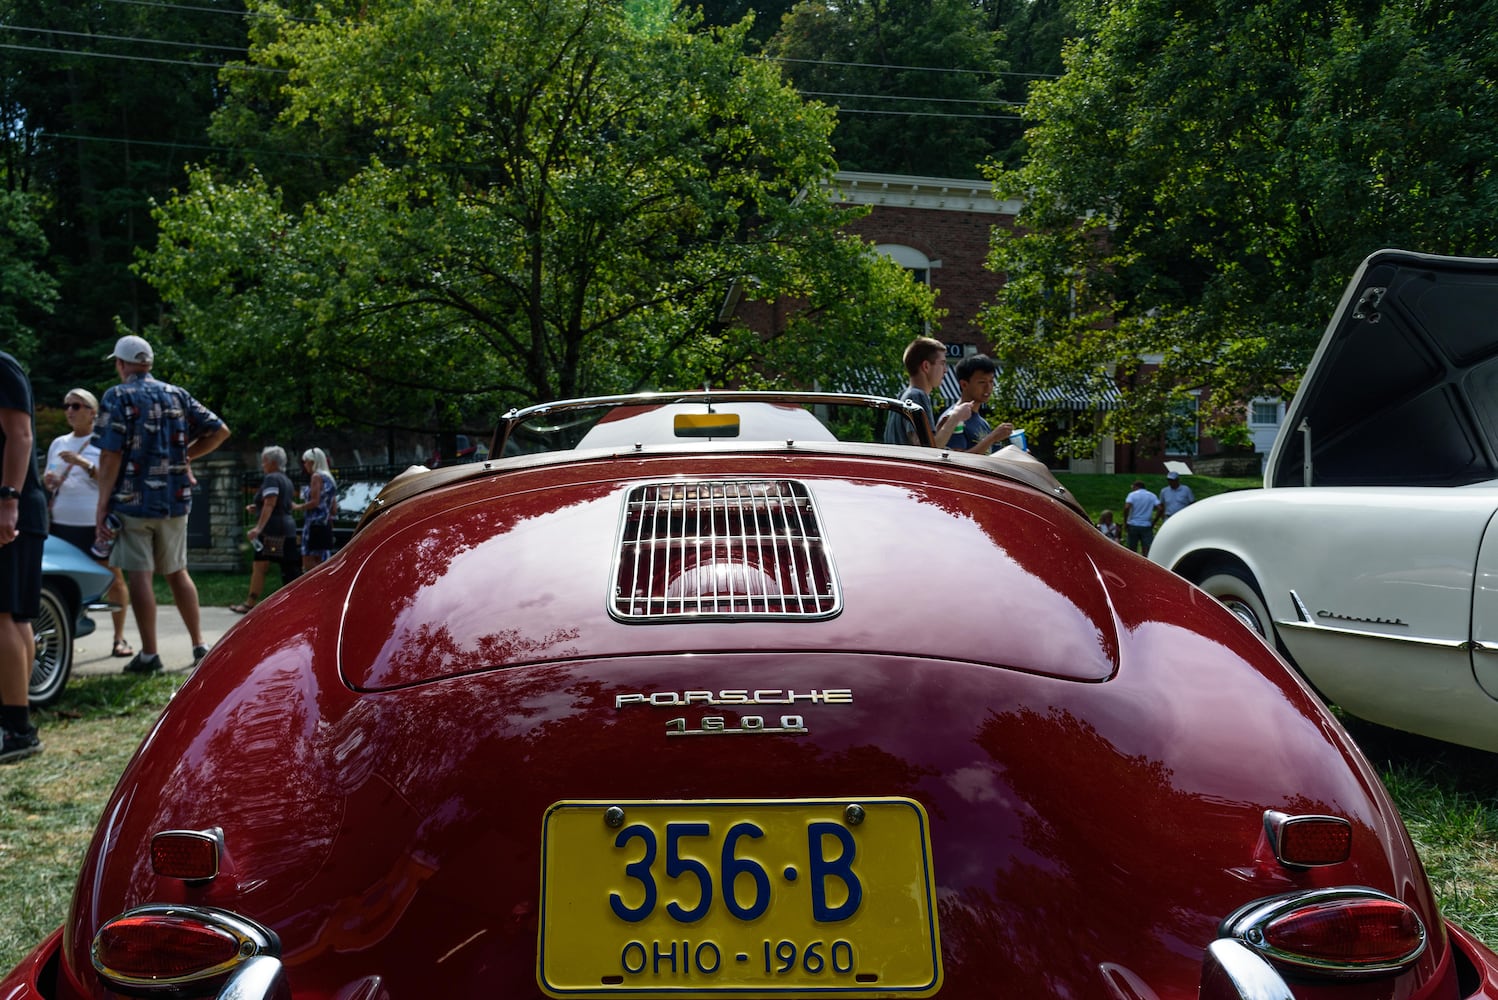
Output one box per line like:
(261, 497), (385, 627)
(92, 905), (278, 991)
(1263, 897), (1425, 966)
(95, 915), (241, 979)
(1225, 887), (1427, 976)
(1264, 810), (1352, 867)
(151, 828), (222, 881)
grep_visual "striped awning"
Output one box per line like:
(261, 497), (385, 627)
(833, 367), (1121, 412)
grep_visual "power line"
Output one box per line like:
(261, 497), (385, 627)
(799, 89), (1023, 109)
(836, 108), (1023, 121)
(767, 55), (1058, 80)
(1, 22), (249, 53)
(1, 37), (1028, 112)
(100, 0), (321, 23)
(0, 40), (281, 72)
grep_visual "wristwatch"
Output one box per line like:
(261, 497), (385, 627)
(0, 486), (20, 501)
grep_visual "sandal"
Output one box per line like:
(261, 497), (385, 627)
(112, 638), (133, 658)
(229, 602), (257, 615)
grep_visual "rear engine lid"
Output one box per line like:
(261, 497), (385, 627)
(337, 465), (1122, 691)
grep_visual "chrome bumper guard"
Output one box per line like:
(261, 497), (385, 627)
(218, 956), (290, 1000)
(1200, 939), (1294, 1000)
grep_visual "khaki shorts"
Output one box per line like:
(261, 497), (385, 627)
(111, 514), (189, 575)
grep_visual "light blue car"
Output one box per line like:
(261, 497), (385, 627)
(36, 535), (114, 706)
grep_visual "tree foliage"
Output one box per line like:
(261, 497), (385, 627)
(765, 0), (1013, 176)
(0, 0), (247, 401)
(984, 0), (1498, 457)
(0, 190), (57, 362)
(142, 0), (935, 440)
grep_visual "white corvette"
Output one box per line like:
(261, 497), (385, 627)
(1151, 249), (1498, 752)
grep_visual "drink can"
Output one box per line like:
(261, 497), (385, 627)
(91, 513), (121, 559)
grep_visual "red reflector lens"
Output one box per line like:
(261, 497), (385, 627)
(94, 914), (241, 979)
(1263, 898), (1425, 966)
(151, 831), (220, 880)
(1279, 818), (1352, 867)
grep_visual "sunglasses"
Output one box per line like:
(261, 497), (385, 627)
(64, 402), (91, 411)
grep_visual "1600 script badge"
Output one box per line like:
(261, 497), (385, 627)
(615, 689), (852, 738)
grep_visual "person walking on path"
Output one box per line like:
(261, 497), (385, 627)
(1123, 479), (1160, 555)
(231, 446), (302, 614)
(1158, 470), (1196, 523)
(43, 387), (132, 657)
(293, 446), (337, 570)
(0, 351), (48, 763)
(93, 335), (231, 673)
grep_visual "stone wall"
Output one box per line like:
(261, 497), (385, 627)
(188, 457), (250, 572)
(1192, 451), (1263, 478)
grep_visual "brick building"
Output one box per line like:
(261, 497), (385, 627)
(826, 170), (1018, 352)
(822, 171), (1117, 473)
(728, 170), (1251, 474)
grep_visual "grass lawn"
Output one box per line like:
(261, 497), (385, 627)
(1055, 470), (1262, 523)
(152, 569), (287, 608)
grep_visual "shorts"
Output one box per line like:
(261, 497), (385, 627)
(112, 513), (188, 575)
(0, 531), (43, 620)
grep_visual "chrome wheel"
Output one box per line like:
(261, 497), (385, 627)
(31, 586), (74, 706)
(1197, 570), (1273, 640)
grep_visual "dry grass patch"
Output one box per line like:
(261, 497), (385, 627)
(0, 674), (184, 969)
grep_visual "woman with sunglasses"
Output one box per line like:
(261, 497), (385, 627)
(42, 388), (132, 657)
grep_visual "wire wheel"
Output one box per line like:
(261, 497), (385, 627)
(30, 585), (74, 707)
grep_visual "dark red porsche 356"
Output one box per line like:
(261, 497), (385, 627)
(5, 391), (1497, 1000)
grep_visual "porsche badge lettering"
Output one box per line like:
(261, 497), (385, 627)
(616, 690), (850, 739)
(615, 689), (853, 709)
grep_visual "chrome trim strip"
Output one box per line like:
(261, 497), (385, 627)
(1199, 940), (1294, 1000)
(1275, 618), (1466, 650)
(218, 955), (291, 1000)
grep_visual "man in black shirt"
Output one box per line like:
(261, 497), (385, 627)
(0, 351), (48, 763)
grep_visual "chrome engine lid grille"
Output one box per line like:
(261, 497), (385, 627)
(612, 480), (841, 621)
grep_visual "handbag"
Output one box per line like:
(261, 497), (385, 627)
(262, 534), (287, 558)
(46, 462), (75, 512)
(306, 521), (335, 550)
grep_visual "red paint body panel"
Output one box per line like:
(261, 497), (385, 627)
(4, 443), (1498, 1000)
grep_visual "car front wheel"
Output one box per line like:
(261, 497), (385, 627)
(1196, 567), (1274, 640)
(31, 585), (74, 707)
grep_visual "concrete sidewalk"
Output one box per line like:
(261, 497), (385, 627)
(73, 603), (243, 678)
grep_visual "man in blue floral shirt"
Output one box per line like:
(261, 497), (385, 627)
(94, 335), (231, 674)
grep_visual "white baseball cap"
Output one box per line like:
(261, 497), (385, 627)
(106, 335), (154, 365)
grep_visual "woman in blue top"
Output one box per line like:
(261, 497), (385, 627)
(294, 447), (338, 570)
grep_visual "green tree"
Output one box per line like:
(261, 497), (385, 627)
(0, 189), (58, 363)
(0, 0), (248, 401)
(984, 0), (1498, 457)
(766, 0), (1013, 177)
(142, 0), (936, 440)
(694, 0), (799, 46)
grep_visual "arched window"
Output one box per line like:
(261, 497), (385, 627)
(874, 244), (933, 286)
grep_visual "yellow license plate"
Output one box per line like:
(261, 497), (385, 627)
(538, 798), (941, 998)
